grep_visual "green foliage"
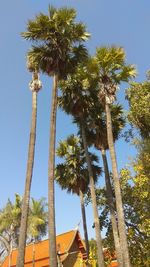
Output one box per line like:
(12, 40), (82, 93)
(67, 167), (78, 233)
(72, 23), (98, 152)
(95, 46), (136, 84)
(120, 164), (150, 267)
(127, 81), (150, 138)
(0, 195), (48, 257)
(87, 162), (150, 267)
(55, 135), (101, 195)
(86, 138), (150, 267)
(0, 194), (22, 247)
(94, 46), (136, 106)
(84, 103), (125, 150)
(22, 6), (89, 78)
(58, 60), (99, 119)
(27, 198), (48, 242)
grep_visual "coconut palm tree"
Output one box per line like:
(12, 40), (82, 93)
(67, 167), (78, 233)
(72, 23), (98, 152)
(85, 103), (125, 267)
(0, 194), (22, 256)
(55, 135), (101, 264)
(0, 196), (47, 266)
(58, 63), (105, 267)
(27, 198), (48, 242)
(95, 46), (136, 267)
(21, 6), (89, 267)
(27, 198), (48, 267)
(16, 61), (42, 267)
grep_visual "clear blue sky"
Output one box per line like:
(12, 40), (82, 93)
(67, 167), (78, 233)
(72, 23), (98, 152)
(0, 0), (150, 239)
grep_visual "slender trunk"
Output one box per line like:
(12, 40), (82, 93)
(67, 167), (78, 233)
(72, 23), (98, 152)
(101, 148), (123, 267)
(16, 91), (37, 267)
(81, 121), (105, 267)
(79, 189), (90, 263)
(48, 74), (58, 267)
(105, 103), (131, 267)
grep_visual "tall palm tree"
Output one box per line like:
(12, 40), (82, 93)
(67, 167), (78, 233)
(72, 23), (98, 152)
(16, 61), (42, 267)
(55, 135), (101, 264)
(21, 6), (89, 267)
(85, 104), (125, 267)
(95, 46), (136, 267)
(58, 63), (105, 267)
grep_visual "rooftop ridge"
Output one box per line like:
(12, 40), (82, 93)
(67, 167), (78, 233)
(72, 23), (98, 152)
(56, 229), (76, 238)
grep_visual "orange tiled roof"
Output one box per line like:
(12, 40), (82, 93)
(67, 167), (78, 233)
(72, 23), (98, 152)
(109, 260), (118, 267)
(1, 230), (83, 267)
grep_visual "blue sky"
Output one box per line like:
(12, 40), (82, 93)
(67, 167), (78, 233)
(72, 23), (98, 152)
(0, 0), (150, 239)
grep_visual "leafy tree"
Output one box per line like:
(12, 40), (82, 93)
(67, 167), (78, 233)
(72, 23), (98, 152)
(125, 75), (150, 266)
(87, 162), (150, 267)
(0, 194), (22, 251)
(120, 165), (150, 267)
(127, 80), (150, 138)
(95, 46), (136, 267)
(58, 61), (105, 267)
(55, 135), (101, 262)
(0, 196), (47, 265)
(21, 6), (89, 267)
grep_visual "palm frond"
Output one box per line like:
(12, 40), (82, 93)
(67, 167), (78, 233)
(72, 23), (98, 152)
(22, 7), (90, 78)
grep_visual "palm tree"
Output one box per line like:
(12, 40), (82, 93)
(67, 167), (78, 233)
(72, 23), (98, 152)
(55, 135), (101, 264)
(58, 63), (105, 267)
(85, 104), (125, 266)
(0, 194), (22, 257)
(0, 195), (47, 266)
(95, 46), (136, 267)
(16, 60), (42, 267)
(27, 198), (48, 267)
(21, 6), (89, 267)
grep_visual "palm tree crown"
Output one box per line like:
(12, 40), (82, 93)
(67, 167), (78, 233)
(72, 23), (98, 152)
(22, 6), (89, 78)
(55, 135), (101, 195)
(95, 46), (136, 104)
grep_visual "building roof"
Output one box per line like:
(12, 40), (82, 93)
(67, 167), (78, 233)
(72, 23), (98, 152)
(109, 260), (118, 267)
(1, 230), (86, 267)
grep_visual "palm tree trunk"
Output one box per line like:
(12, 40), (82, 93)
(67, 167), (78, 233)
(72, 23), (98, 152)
(105, 103), (131, 267)
(16, 91), (37, 267)
(101, 148), (123, 267)
(80, 121), (105, 267)
(48, 74), (58, 267)
(79, 189), (90, 263)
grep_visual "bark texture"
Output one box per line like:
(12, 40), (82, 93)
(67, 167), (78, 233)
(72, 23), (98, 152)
(16, 91), (37, 267)
(48, 74), (58, 267)
(105, 103), (131, 267)
(81, 122), (105, 267)
(101, 149), (123, 267)
(79, 189), (90, 262)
